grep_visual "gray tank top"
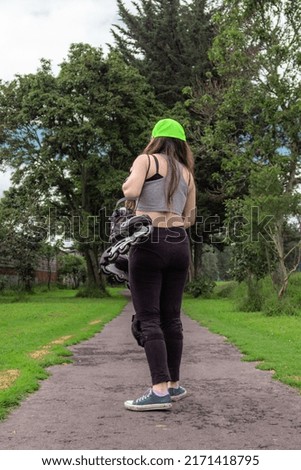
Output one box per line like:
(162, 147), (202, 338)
(136, 154), (188, 215)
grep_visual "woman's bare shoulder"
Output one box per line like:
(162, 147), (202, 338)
(132, 153), (149, 165)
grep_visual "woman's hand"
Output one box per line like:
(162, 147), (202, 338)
(125, 200), (136, 212)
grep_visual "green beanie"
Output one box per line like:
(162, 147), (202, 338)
(152, 118), (186, 142)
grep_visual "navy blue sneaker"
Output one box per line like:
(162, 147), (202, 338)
(124, 389), (172, 411)
(168, 386), (187, 401)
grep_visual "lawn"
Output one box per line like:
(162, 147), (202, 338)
(183, 296), (301, 393)
(0, 288), (127, 420)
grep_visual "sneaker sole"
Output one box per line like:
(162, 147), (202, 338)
(124, 401), (172, 411)
(170, 391), (188, 402)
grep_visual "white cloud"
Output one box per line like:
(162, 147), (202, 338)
(0, 0), (134, 81)
(0, 0), (135, 195)
(0, 169), (12, 196)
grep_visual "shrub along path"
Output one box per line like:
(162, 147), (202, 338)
(0, 294), (301, 450)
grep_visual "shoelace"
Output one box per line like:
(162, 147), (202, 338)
(135, 388), (152, 403)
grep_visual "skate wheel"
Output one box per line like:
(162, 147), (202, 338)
(119, 244), (130, 254)
(114, 275), (126, 283)
(108, 251), (119, 262)
(100, 247), (113, 262)
(101, 265), (111, 275)
(140, 231), (150, 240)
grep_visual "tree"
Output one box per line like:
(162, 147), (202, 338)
(187, 0), (301, 296)
(201, 244), (219, 280)
(39, 241), (60, 290)
(112, 1), (231, 279)
(112, 0), (214, 107)
(228, 166), (300, 299)
(0, 187), (46, 291)
(0, 43), (160, 294)
(57, 252), (87, 289)
(216, 245), (232, 281)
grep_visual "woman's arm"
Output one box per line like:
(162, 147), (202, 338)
(182, 178), (197, 229)
(122, 154), (149, 199)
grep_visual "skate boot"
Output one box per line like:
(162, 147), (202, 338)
(110, 213), (152, 244)
(100, 251), (129, 283)
(99, 198), (152, 286)
(107, 216), (152, 261)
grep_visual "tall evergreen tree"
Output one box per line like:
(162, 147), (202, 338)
(112, 0), (214, 107)
(112, 0), (223, 279)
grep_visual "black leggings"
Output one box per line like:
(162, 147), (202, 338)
(129, 227), (190, 385)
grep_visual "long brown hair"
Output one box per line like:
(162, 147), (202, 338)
(143, 137), (194, 206)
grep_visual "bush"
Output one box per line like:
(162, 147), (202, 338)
(260, 274), (300, 316)
(34, 284), (59, 293)
(0, 275), (19, 292)
(232, 274), (301, 315)
(0, 276), (8, 291)
(185, 276), (216, 298)
(285, 272), (301, 307)
(239, 281), (263, 312)
(75, 285), (110, 298)
(215, 281), (237, 298)
(236, 294), (263, 312)
(232, 277), (264, 312)
(263, 297), (298, 316)
(0, 288), (29, 303)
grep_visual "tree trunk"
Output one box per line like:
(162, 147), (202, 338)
(269, 221), (288, 299)
(83, 246), (106, 293)
(193, 240), (203, 278)
(47, 257), (51, 291)
(278, 277), (288, 300)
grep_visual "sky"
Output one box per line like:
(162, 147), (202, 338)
(0, 0), (134, 195)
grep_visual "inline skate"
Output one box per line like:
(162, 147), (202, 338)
(99, 198), (152, 285)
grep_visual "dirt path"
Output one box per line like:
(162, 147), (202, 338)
(0, 298), (300, 450)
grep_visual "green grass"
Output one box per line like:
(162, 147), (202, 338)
(0, 288), (127, 420)
(183, 296), (301, 393)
